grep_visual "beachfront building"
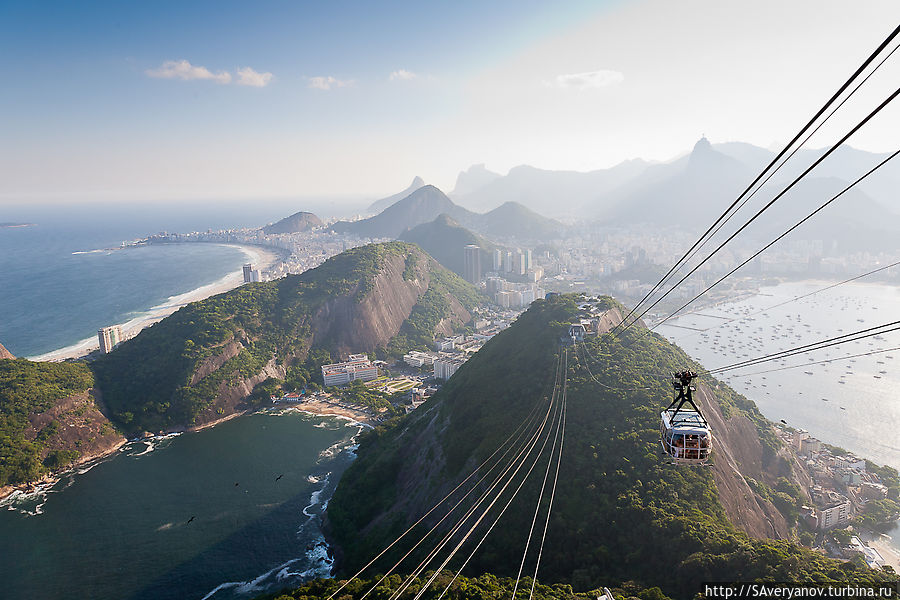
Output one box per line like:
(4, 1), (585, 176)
(98, 325), (123, 354)
(321, 353), (378, 386)
(243, 263), (260, 283)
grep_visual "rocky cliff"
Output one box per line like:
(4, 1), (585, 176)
(0, 342), (13, 359)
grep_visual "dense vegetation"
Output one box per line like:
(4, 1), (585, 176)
(327, 295), (896, 598)
(92, 242), (479, 434)
(256, 571), (670, 600)
(0, 359), (94, 485)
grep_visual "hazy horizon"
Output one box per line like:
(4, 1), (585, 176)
(3, 0), (900, 203)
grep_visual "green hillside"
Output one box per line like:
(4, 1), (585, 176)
(399, 214), (495, 278)
(0, 359), (94, 485)
(92, 242), (480, 434)
(325, 295), (895, 597)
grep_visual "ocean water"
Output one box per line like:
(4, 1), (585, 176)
(0, 409), (362, 600)
(0, 198), (368, 358)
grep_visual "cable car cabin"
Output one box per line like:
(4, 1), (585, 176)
(660, 370), (711, 464)
(568, 323), (586, 341)
(660, 409), (711, 464)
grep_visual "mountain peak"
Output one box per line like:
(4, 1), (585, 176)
(692, 136), (713, 154)
(452, 163), (502, 196)
(367, 177), (428, 213)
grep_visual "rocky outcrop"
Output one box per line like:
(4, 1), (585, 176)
(700, 385), (791, 539)
(0, 342), (14, 359)
(313, 252), (430, 355)
(24, 389), (126, 470)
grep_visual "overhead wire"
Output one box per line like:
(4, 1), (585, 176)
(616, 83), (900, 335)
(634, 40), (900, 325)
(413, 361), (564, 600)
(387, 355), (562, 600)
(435, 350), (568, 600)
(611, 23), (900, 335)
(510, 349), (566, 600)
(353, 386), (550, 600)
(527, 350), (568, 600)
(658, 258), (900, 344)
(707, 320), (900, 374)
(327, 353), (559, 600)
(645, 148), (900, 334)
(714, 344), (900, 379)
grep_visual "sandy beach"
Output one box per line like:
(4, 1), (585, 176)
(859, 529), (900, 571)
(31, 244), (282, 362)
(279, 399), (376, 426)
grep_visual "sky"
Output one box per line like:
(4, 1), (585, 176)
(2, 0), (899, 203)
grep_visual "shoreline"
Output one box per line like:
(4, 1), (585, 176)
(0, 403), (371, 504)
(0, 437), (129, 505)
(29, 243), (283, 362)
(858, 529), (900, 572)
(277, 399), (376, 427)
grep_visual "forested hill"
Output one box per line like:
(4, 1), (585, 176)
(325, 295), (894, 597)
(92, 242), (481, 435)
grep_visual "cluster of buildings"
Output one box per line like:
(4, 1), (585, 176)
(402, 331), (504, 381)
(464, 244), (542, 285)
(484, 277), (545, 309)
(782, 428), (891, 538)
(320, 354), (378, 386)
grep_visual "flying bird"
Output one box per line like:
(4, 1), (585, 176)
(234, 482), (240, 487)
(187, 516), (195, 524)
(275, 474), (284, 482)
(779, 419), (787, 424)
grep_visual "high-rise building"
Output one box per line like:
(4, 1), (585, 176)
(492, 249), (502, 272)
(243, 264), (260, 283)
(98, 325), (123, 354)
(504, 251), (513, 273)
(464, 245), (482, 284)
(524, 249), (533, 270)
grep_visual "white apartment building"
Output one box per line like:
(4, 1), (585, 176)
(818, 500), (851, 530)
(434, 355), (467, 380)
(321, 353), (377, 386)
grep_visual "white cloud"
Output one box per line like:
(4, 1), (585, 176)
(307, 76), (354, 90)
(546, 69), (624, 90)
(145, 60), (232, 84)
(236, 66), (274, 87)
(389, 69), (417, 81)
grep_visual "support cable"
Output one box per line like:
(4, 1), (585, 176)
(611, 24), (900, 335)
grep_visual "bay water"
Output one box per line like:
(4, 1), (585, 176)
(0, 409), (361, 600)
(657, 279), (900, 557)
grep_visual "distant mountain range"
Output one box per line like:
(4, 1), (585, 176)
(366, 176), (426, 214)
(262, 210), (323, 235)
(443, 138), (900, 251)
(331, 185), (564, 242)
